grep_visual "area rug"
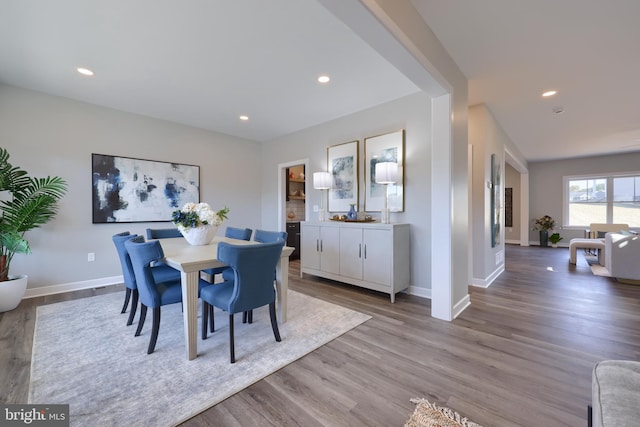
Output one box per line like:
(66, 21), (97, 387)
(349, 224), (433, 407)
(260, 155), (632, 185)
(584, 253), (611, 277)
(29, 290), (370, 426)
(405, 398), (483, 427)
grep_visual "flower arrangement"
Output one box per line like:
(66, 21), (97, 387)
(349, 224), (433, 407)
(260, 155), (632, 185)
(532, 215), (555, 231)
(171, 202), (229, 230)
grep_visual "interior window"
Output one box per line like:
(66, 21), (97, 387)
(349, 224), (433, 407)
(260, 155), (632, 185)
(613, 176), (640, 226)
(565, 174), (640, 227)
(567, 178), (607, 226)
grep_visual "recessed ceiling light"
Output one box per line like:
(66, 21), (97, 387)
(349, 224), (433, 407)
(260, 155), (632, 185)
(542, 90), (557, 97)
(317, 75), (330, 84)
(77, 67), (94, 76)
(239, 115), (249, 121)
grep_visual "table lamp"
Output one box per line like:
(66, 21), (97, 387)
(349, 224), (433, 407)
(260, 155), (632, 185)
(374, 162), (398, 224)
(313, 171), (331, 221)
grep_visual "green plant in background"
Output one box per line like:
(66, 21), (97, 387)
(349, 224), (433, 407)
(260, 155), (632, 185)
(549, 233), (563, 244)
(0, 147), (67, 281)
(532, 215), (555, 231)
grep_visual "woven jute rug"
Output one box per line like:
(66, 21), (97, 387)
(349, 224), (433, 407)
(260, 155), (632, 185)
(405, 398), (483, 427)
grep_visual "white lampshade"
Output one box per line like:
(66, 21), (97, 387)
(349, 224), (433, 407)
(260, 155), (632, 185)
(313, 171), (331, 189)
(375, 162), (398, 184)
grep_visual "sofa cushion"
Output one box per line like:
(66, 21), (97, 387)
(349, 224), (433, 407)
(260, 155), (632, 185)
(592, 360), (640, 427)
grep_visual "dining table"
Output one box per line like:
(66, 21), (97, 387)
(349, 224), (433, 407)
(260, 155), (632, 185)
(159, 236), (294, 360)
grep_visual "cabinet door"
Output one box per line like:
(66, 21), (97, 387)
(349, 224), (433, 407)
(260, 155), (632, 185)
(363, 228), (391, 286)
(339, 227), (363, 280)
(320, 226), (340, 274)
(301, 224), (320, 270)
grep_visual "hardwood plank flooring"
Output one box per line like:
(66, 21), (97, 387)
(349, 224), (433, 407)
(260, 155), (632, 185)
(2, 245), (640, 426)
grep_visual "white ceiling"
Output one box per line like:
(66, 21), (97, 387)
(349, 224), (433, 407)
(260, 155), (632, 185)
(412, 0), (640, 161)
(2, 1), (639, 162)
(0, 0), (419, 143)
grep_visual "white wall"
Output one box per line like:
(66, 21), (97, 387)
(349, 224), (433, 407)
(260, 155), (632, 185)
(347, 0), (470, 318)
(0, 84), (263, 290)
(469, 104), (528, 286)
(528, 151), (640, 242)
(261, 92), (432, 292)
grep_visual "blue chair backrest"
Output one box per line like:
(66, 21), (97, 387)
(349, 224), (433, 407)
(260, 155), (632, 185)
(112, 232), (138, 290)
(125, 236), (166, 308)
(217, 240), (285, 314)
(225, 226), (252, 241)
(146, 227), (182, 239)
(254, 229), (287, 243)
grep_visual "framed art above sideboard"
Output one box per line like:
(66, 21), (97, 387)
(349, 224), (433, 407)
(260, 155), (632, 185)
(364, 129), (405, 212)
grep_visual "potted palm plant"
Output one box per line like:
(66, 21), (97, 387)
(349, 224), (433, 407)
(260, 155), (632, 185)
(0, 147), (67, 312)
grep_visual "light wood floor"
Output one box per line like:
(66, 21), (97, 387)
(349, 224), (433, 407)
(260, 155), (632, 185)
(2, 245), (640, 426)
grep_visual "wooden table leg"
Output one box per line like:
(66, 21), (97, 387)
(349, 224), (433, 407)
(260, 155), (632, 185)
(275, 256), (289, 323)
(181, 271), (199, 360)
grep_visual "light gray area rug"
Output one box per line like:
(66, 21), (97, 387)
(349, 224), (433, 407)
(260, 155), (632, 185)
(29, 290), (370, 426)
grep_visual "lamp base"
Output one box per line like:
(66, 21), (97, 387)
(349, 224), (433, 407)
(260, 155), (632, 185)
(381, 208), (390, 224)
(318, 208), (326, 222)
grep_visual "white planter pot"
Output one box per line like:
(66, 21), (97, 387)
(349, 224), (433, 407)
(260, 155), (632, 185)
(0, 274), (28, 312)
(178, 225), (218, 246)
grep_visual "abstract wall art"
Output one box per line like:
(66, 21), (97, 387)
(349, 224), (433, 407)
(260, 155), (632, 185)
(364, 129), (405, 212)
(92, 153), (200, 223)
(327, 140), (358, 212)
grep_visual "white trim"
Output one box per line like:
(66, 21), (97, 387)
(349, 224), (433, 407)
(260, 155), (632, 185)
(406, 285), (431, 300)
(277, 158), (310, 232)
(24, 276), (123, 299)
(563, 171), (640, 227)
(470, 265), (505, 288)
(505, 239), (521, 245)
(452, 294), (471, 319)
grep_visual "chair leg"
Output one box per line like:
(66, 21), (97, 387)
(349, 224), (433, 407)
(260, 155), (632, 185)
(147, 307), (161, 354)
(135, 304), (147, 337)
(229, 314), (235, 363)
(202, 302), (209, 340)
(209, 305), (215, 332)
(121, 288), (131, 314)
(248, 310), (253, 324)
(269, 302), (281, 342)
(126, 289), (139, 326)
(242, 311), (247, 323)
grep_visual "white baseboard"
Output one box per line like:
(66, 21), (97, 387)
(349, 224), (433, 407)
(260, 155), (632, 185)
(452, 294), (471, 319)
(529, 240), (570, 248)
(470, 264), (505, 288)
(505, 239), (520, 245)
(24, 276), (123, 299)
(405, 285), (431, 300)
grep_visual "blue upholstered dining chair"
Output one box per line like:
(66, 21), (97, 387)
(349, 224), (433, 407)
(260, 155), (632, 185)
(112, 232), (181, 326)
(202, 226), (253, 282)
(124, 236), (209, 354)
(254, 229), (287, 244)
(233, 229), (288, 323)
(200, 239), (285, 363)
(146, 227), (182, 239)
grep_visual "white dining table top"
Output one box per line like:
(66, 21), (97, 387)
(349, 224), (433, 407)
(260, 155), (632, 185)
(159, 236), (293, 273)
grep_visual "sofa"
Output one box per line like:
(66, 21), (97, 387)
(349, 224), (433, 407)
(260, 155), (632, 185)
(591, 360), (640, 427)
(603, 232), (640, 284)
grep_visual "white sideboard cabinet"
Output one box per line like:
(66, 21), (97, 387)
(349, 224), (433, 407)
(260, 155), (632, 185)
(301, 221), (410, 302)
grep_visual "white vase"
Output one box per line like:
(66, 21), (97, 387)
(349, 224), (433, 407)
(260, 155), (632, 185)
(178, 225), (218, 245)
(0, 275), (28, 312)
